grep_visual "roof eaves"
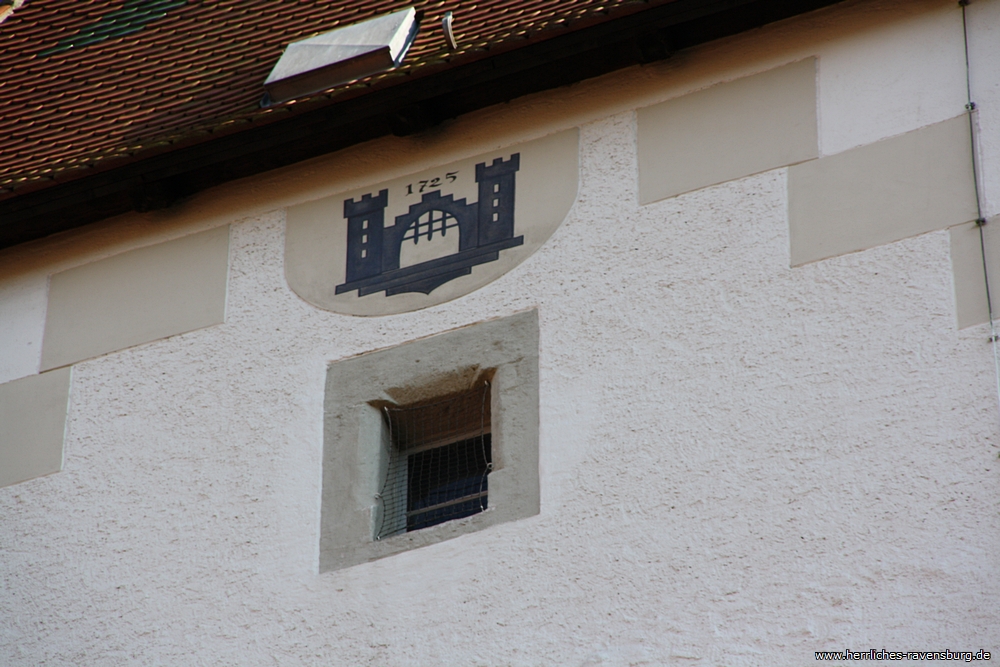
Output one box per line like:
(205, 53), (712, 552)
(0, 0), (849, 251)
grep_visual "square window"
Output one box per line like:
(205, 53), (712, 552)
(321, 311), (539, 572)
(407, 435), (491, 531)
(376, 382), (492, 539)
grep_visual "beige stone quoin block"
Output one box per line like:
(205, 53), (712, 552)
(41, 226), (229, 370)
(0, 368), (71, 488)
(637, 58), (818, 205)
(789, 115), (978, 266)
(951, 217), (1000, 329)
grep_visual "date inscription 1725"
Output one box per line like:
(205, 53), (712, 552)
(405, 171), (458, 195)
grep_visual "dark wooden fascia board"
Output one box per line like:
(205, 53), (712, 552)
(0, 0), (848, 250)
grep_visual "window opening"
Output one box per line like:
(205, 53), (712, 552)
(376, 380), (492, 539)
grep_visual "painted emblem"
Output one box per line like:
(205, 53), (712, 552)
(336, 154), (522, 297)
(284, 129), (578, 316)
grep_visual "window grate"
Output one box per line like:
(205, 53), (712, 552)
(376, 381), (491, 539)
(402, 209), (460, 245)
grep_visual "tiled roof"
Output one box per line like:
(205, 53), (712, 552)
(0, 0), (670, 199)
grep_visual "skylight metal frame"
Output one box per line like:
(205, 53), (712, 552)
(263, 6), (421, 106)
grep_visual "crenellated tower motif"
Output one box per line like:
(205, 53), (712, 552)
(476, 154), (519, 245)
(343, 189), (388, 284)
(336, 154), (522, 297)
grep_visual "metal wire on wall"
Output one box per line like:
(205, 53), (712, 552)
(375, 382), (492, 540)
(960, 0), (1000, 427)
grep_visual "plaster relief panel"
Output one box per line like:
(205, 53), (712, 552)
(41, 227), (230, 370)
(950, 216), (1000, 329)
(0, 367), (71, 488)
(0, 273), (47, 384)
(637, 58), (818, 204)
(789, 115), (978, 266)
(285, 129), (578, 316)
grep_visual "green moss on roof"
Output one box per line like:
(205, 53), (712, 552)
(40, 0), (186, 56)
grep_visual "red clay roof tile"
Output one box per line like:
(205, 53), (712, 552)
(1, 0), (675, 194)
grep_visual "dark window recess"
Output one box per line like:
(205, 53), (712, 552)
(407, 434), (491, 531)
(376, 380), (492, 539)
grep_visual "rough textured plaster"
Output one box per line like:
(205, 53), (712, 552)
(1, 2), (999, 664)
(0, 111), (997, 667)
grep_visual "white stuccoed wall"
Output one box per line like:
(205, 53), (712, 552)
(2, 0), (999, 664)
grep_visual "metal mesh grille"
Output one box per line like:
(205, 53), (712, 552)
(402, 209), (460, 244)
(376, 382), (491, 540)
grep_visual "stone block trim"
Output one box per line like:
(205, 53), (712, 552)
(637, 58), (818, 205)
(789, 115), (978, 267)
(950, 216), (1000, 329)
(321, 310), (540, 572)
(0, 367), (71, 488)
(41, 226), (229, 370)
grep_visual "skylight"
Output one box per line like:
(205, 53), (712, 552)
(263, 7), (421, 106)
(0, 0), (26, 26)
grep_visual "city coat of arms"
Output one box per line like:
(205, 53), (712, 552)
(284, 129), (578, 316)
(335, 154), (522, 297)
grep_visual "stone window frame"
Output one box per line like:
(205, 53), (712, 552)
(320, 309), (539, 572)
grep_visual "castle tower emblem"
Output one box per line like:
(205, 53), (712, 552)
(335, 154), (523, 297)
